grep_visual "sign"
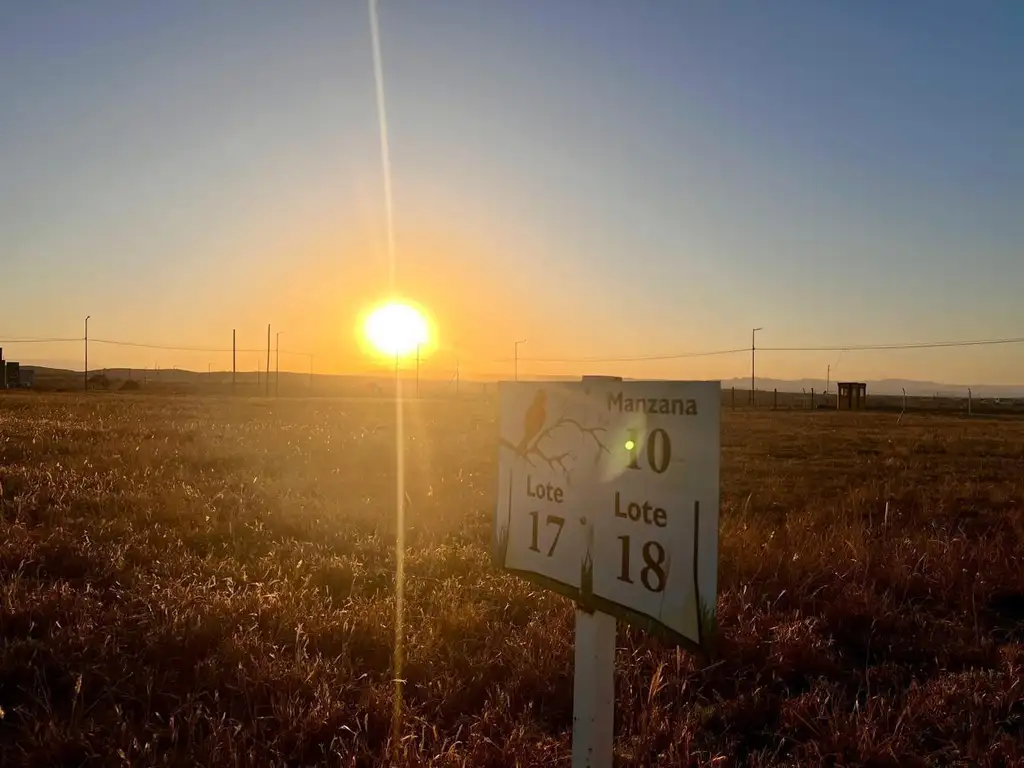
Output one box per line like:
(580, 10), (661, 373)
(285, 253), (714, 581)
(494, 378), (720, 653)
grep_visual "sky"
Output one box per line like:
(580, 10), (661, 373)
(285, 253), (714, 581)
(1, 2), (1022, 385)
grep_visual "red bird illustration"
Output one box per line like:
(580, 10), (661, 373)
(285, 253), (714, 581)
(516, 389), (547, 456)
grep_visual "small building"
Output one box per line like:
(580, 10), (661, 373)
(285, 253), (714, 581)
(5, 361), (20, 389)
(836, 381), (867, 410)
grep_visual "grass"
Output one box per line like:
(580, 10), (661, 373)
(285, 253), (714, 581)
(0, 393), (1021, 766)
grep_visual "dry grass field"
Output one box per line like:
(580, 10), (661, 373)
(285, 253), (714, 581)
(0, 393), (1022, 767)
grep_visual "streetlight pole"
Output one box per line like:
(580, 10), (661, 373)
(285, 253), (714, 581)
(514, 339), (527, 382)
(84, 315), (90, 391)
(751, 327), (763, 406)
(275, 331), (283, 397)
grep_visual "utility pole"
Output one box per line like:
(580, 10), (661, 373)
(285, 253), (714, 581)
(275, 331), (283, 397)
(84, 315), (91, 391)
(514, 338), (527, 382)
(232, 329), (236, 395)
(751, 327), (762, 406)
(265, 324), (271, 397)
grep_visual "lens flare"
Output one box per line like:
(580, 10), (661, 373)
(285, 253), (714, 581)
(363, 301), (430, 359)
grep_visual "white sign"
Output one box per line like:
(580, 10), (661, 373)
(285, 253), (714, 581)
(495, 379), (720, 652)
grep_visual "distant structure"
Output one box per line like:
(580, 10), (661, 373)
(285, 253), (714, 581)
(0, 347), (32, 389)
(836, 381), (867, 410)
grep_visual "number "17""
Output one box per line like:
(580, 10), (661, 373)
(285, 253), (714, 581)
(528, 511), (565, 556)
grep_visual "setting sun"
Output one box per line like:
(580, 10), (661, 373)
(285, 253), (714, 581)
(362, 301), (430, 358)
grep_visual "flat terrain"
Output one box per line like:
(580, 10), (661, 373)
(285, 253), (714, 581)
(0, 394), (1022, 766)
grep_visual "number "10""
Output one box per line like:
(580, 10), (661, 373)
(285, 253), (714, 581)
(625, 428), (671, 474)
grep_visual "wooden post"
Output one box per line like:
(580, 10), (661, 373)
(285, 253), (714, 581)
(571, 609), (615, 768)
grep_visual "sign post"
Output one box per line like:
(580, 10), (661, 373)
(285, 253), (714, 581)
(495, 376), (720, 767)
(572, 608), (615, 767)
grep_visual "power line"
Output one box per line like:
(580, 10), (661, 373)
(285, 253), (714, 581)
(519, 347), (749, 364)
(90, 338), (312, 357)
(514, 335), (1024, 364)
(0, 337), (82, 344)
(5, 332), (1023, 368)
(760, 336), (1024, 353)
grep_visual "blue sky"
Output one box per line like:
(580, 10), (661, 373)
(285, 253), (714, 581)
(1, 2), (1022, 383)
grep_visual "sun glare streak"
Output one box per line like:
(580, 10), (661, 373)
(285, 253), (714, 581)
(369, 0), (396, 288)
(368, 0), (405, 751)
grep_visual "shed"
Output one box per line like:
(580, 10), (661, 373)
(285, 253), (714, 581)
(836, 382), (867, 410)
(5, 362), (20, 389)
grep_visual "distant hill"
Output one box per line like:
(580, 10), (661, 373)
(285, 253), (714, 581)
(12, 365), (1024, 400)
(720, 377), (1024, 399)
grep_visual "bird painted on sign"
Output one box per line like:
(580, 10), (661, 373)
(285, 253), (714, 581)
(516, 389), (547, 456)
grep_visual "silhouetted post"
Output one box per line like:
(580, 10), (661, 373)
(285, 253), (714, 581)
(811, 388), (815, 409)
(84, 315), (90, 391)
(514, 339), (527, 382)
(773, 388), (777, 410)
(731, 387), (735, 410)
(232, 329), (236, 395)
(265, 324), (271, 397)
(968, 388), (972, 416)
(751, 326), (762, 404)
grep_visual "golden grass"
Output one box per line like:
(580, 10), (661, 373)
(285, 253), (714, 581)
(0, 394), (1021, 766)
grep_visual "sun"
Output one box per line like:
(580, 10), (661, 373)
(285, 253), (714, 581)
(362, 300), (430, 358)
